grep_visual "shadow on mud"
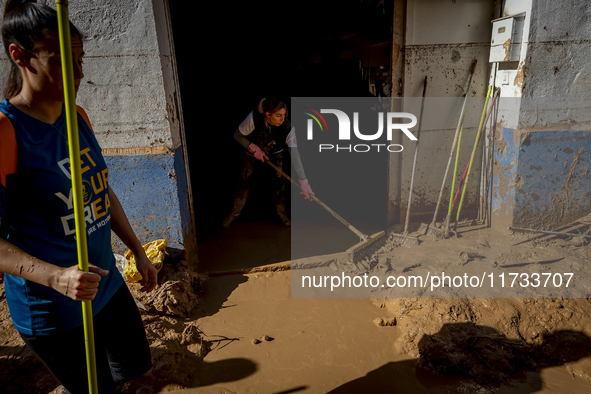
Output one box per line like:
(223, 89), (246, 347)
(327, 323), (591, 393)
(0, 344), (60, 393)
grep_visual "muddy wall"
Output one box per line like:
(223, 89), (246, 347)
(390, 0), (495, 225)
(493, 127), (591, 231)
(0, 0), (196, 258)
(491, 0), (591, 232)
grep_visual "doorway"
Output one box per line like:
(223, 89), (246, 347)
(167, 0), (394, 272)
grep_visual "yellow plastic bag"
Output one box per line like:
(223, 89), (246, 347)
(123, 239), (167, 283)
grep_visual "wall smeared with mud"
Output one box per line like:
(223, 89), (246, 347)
(0, 0), (196, 256)
(502, 128), (591, 230)
(391, 0), (494, 224)
(490, 0), (591, 231)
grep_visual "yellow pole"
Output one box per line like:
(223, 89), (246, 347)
(55, 1), (99, 393)
(456, 85), (493, 224)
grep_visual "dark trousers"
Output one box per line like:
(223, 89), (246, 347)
(227, 151), (287, 219)
(20, 284), (152, 394)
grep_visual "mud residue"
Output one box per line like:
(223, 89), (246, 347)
(128, 260), (202, 318)
(514, 147), (587, 230)
(496, 141), (508, 156)
(494, 125), (510, 157)
(514, 175), (525, 190)
(419, 322), (591, 384)
(495, 158), (517, 200)
(121, 318), (210, 392)
(513, 129), (531, 150)
(514, 61), (525, 92)
(517, 124), (576, 133)
(418, 322), (536, 382)
(0, 261), (208, 393)
(547, 147), (585, 226)
(360, 224), (591, 384)
(386, 297), (591, 382)
(497, 171), (510, 199)
(503, 38), (511, 61)
(392, 42), (401, 66)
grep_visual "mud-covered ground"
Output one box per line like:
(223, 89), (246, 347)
(0, 260), (207, 394)
(1, 225), (591, 393)
(298, 221), (591, 299)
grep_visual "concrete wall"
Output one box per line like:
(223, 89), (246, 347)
(390, 0), (495, 225)
(490, 0), (591, 231)
(0, 0), (196, 259)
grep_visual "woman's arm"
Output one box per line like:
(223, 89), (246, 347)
(108, 186), (158, 293)
(286, 127), (314, 200)
(289, 146), (307, 180)
(233, 128), (252, 150)
(0, 232), (108, 300)
(234, 122), (269, 162)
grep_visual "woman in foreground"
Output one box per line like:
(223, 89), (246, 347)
(0, 1), (157, 392)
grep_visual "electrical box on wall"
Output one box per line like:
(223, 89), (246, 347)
(489, 13), (525, 62)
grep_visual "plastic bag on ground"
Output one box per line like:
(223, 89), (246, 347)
(114, 254), (130, 280)
(124, 239), (166, 283)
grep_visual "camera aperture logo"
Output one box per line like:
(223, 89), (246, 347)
(303, 108), (417, 153)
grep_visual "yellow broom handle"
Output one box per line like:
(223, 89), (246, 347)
(456, 85), (492, 222)
(55, 1), (99, 393)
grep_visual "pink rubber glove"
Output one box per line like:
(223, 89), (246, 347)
(299, 179), (314, 201)
(248, 143), (269, 162)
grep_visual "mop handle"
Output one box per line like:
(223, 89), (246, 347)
(448, 60), (478, 157)
(446, 60), (479, 216)
(55, 1), (99, 393)
(432, 60), (477, 224)
(451, 86), (500, 208)
(456, 87), (497, 222)
(265, 160), (368, 241)
(434, 59), (476, 222)
(450, 84), (491, 215)
(403, 76), (428, 234)
(447, 118), (466, 216)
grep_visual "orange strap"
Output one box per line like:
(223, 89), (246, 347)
(76, 105), (94, 133)
(0, 106), (94, 189)
(0, 112), (17, 188)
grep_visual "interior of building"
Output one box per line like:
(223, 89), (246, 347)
(168, 0), (394, 272)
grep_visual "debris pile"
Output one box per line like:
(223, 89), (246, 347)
(383, 297), (591, 382)
(121, 317), (210, 392)
(418, 322), (536, 382)
(128, 260), (202, 318)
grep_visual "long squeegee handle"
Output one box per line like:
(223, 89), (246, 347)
(265, 160), (368, 241)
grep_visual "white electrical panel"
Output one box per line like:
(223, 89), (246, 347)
(489, 13), (525, 63)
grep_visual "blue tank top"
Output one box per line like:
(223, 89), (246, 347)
(0, 99), (123, 335)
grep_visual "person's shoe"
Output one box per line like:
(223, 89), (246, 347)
(222, 214), (238, 229)
(277, 213), (291, 227)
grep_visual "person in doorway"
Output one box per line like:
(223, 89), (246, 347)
(222, 96), (314, 228)
(0, 1), (157, 392)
